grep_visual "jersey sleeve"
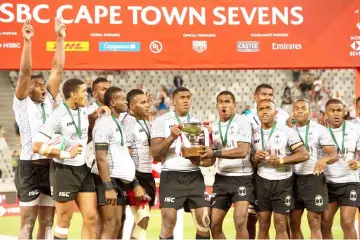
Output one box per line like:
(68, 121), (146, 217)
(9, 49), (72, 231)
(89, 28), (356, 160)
(34, 109), (62, 142)
(235, 121), (252, 144)
(92, 118), (112, 144)
(287, 128), (303, 151)
(319, 125), (335, 147)
(151, 117), (165, 139)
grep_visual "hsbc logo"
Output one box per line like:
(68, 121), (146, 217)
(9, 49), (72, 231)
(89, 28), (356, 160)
(0, 42), (21, 48)
(351, 41), (360, 50)
(46, 41), (89, 52)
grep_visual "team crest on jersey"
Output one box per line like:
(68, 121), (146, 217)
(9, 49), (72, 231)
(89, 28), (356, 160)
(284, 195), (291, 206)
(315, 195), (323, 206)
(350, 190), (357, 201)
(238, 186), (246, 196)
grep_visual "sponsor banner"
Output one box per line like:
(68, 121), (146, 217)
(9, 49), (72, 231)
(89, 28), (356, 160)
(0, 0), (359, 69)
(99, 42), (140, 52)
(46, 41), (89, 51)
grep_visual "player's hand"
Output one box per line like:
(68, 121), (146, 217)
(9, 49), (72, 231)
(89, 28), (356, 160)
(69, 143), (82, 158)
(313, 158), (327, 175)
(267, 155), (280, 166)
(146, 92), (154, 106)
(170, 125), (182, 140)
(254, 151), (267, 162)
(96, 106), (111, 117)
(348, 159), (360, 170)
(22, 18), (34, 42)
(55, 17), (66, 38)
(318, 116), (327, 127)
(105, 189), (117, 206)
(199, 146), (213, 159)
(286, 117), (295, 128)
(134, 185), (147, 201)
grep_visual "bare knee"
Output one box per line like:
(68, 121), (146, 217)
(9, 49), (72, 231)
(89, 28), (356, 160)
(308, 214), (321, 229)
(340, 217), (355, 231)
(234, 216), (247, 232)
(258, 217), (271, 231)
(162, 216), (176, 230)
(274, 218), (287, 233)
(38, 215), (54, 228)
(84, 212), (99, 228)
(21, 212), (37, 233)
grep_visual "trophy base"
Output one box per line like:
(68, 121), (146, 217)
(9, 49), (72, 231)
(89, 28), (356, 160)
(181, 146), (206, 157)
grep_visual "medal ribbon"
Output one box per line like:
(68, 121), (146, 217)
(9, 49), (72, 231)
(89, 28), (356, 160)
(63, 103), (82, 138)
(261, 122), (277, 151)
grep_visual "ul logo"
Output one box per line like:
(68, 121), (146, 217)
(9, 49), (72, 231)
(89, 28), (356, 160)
(285, 195), (291, 206)
(149, 41), (162, 54)
(315, 195), (323, 206)
(350, 190), (357, 201)
(238, 186), (246, 196)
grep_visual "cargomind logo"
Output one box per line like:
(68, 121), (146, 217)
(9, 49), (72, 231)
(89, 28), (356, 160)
(236, 41), (260, 52)
(99, 42), (140, 52)
(46, 41), (89, 51)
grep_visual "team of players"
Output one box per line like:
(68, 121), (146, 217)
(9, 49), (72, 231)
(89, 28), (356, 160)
(13, 19), (360, 240)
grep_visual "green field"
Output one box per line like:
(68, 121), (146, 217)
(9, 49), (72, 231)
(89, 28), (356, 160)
(0, 209), (344, 239)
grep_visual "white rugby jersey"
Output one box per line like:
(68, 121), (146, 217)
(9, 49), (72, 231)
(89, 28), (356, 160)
(86, 102), (98, 115)
(252, 122), (303, 180)
(151, 111), (201, 172)
(13, 91), (55, 161)
(350, 118), (360, 125)
(293, 120), (335, 175)
(92, 115), (135, 182)
(35, 103), (89, 166)
(324, 121), (360, 183)
(122, 115), (152, 173)
(212, 117), (252, 176)
(240, 107), (290, 131)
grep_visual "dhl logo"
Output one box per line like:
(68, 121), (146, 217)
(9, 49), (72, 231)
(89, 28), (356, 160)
(46, 41), (89, 52)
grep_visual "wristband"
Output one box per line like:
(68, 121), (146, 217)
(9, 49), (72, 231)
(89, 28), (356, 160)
(132, 179), (140, 188)
(213, 150), (222, 158)
(279, 157), (284, 165)
(103, 181), (114, 191)
(59, 151), (71, 159)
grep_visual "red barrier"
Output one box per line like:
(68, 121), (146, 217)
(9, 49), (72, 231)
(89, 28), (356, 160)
(0, 0), (359, 69)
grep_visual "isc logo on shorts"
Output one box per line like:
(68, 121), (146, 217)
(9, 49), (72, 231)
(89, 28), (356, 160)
(164, 197), (175, 202)
(28, 190), (39, 196)
(59, 192), (70, 197)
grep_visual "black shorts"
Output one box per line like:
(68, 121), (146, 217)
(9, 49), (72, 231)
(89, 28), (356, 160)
(93, 174), (131, 206)
(211, 174), (254, 211)
(50, 161), (95, 202)
(294, 173), (328, 212)
(159, 170), (209, 211)
(15, 161), (51, 202)
(136, 171), (156, 206)
(255, 174), (294, 215)
(327, 182), (360, 207)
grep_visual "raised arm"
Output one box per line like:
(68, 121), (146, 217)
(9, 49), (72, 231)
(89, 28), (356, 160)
(46, 18), (65, 98)
(15, 19), (33, 100)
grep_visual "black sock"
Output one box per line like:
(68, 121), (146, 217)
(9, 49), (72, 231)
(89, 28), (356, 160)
(54, 236), (67, 239)
(196, 233), (210, 239)
(159, 235), (174, 239)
